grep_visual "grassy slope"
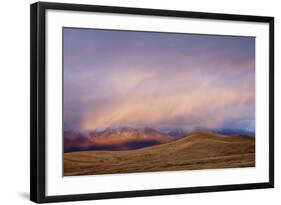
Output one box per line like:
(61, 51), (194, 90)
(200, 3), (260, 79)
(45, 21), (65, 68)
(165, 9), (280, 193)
(64, 132), (255, 176)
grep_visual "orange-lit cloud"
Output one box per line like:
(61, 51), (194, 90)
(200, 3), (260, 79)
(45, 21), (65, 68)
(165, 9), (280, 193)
(63, 28), (255, 133)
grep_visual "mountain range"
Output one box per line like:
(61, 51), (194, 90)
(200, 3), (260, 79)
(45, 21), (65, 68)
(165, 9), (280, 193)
(64, 127), (254, 153)
(64, 127), (175, 152)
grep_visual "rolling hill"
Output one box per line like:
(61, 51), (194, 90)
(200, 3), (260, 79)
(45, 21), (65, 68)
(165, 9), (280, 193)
(64, 131), (255, 176)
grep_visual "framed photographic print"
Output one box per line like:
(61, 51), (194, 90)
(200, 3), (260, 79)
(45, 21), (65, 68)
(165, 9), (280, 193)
(30, 1), (274, 203)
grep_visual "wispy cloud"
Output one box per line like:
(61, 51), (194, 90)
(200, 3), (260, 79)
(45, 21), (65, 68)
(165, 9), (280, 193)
(63, 28), (255, 133)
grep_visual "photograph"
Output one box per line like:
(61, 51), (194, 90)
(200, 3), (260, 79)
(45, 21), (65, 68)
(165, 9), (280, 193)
(30, 2), (274, 203)
(63, 28), (256, 176)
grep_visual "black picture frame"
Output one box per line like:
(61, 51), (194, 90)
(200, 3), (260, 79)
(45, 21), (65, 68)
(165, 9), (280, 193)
(30, 1), (274, 203)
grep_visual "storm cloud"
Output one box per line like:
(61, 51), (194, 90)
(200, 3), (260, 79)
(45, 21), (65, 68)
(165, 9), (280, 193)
(63, 28), (255, 133)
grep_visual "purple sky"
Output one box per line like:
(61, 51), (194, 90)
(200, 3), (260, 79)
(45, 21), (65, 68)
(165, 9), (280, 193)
(63, 28), (255, 133)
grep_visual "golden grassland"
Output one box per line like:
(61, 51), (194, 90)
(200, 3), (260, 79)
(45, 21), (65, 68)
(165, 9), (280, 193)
(64, 132), (255, 176)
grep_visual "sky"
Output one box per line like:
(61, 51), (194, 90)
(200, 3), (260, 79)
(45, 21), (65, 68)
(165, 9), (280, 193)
(63, 28), (255, 134)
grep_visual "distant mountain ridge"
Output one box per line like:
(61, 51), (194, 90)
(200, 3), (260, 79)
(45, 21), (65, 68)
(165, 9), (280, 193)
(89, 127), (161, 137)
(64, 127), (254, 153)
(167, 129), (190, 138)
(216, 128), (255, 136)
(64, 127), (175, 152)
